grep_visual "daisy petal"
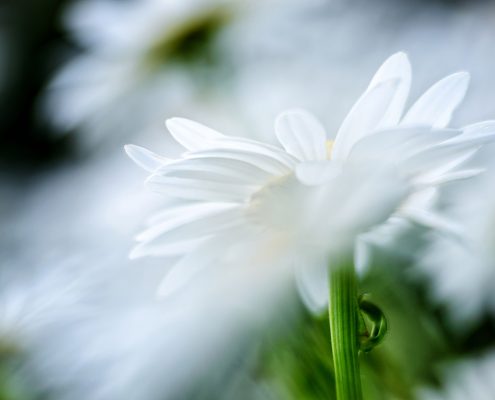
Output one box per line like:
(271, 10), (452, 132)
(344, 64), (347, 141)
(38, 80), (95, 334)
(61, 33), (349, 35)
(146, 174), (256, 202)
(332, 79), (400, 161)
(348, 127), (461, 163)
(410, 122), (495, 182)
(156, 157), (271, 185)
(156, 237), (223, 297)
(355, 237), (372, 276)
(124, 144), (170, 172)
(213, 137), (298, 168)
(402, 72), (470, 128)
(367, 52), (412, 127)
(294, 263), (329, 314)
(130, 237), (206, 259)
(136, 202), (241, 242)
(166, 118), (225, 151)
(275, 109), (327, 161)
(399, 209), (463, 238)
(416, 169), (484, 186)
(185, 148), (291, 175)
(403, 132), (493, 179)
(137, 209), (241, 254)
(157, 257), (206, 298)
(452, 120), (495, 144)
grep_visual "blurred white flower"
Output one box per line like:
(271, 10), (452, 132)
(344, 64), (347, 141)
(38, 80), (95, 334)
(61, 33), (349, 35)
(419, 168), (495, 327)
(419, 349), (495, 400)
(43, 0), (238, 147)
(127, 53), (494, 313)
(0, 257), (95, 399)
(0, 261), (87, 351)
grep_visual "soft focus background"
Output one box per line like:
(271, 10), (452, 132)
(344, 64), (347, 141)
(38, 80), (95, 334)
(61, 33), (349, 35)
(2, 0), (495, 399)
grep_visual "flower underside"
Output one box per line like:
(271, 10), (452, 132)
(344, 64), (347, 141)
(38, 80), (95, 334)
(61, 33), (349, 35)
(126, 52), (495, 307)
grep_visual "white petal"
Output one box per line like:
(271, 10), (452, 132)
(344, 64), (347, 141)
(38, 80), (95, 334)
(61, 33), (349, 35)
(348, 127), (461, 163)
(415, 122), (495, 180)
(402, 72), (470, 128)
(137, 208), (242, 253)
(402, 133), (492, 179)
(294, 263), (329, 314)
(136, 202), (241, 242)
(295, 161), (342, 186)
(166, 118), (225, 151)
(124, 144), (170, 172)
(354, 237), (372, 276)
(449, 121), (495, 145)
(146, 174), (256, 202)
(130, 237), (205, 259)
(214, 137), (298, 168)
(367, 52), (412, 127)
(416, 169), (484, 186)
(157, 255), (207, 298)
(185, 148), (291, 175)
(399, 209), (463, 238)
(332, 79), (400, 161)
(401, 187), (438, 211)
(275, 109), (327, 161)
(155, 157), (271, 185)
(156, 231), (241, 297)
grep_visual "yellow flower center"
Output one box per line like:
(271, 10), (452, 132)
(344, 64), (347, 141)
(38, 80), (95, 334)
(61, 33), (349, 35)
(326, 140), (334, 159)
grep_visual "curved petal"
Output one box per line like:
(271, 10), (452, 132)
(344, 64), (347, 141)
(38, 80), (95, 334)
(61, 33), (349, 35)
(185, 148), (291, 175)
(156, 238), (221, 297)
(367, 52), (412, 126)
(130, 237), (206, 259)
(403, 129), (495, 178)
(124, 144), (170, 172)
(166, 118), (225, 151)
(402, 72), (470, 128)
(155, 157), (271, 185)
(332, 52), (412, 161)
(136, 202), (241, 242)
(136, 207), (242, 255)
(398, 209), (463, 238)
(294, 262), (329, 314)
(146, 174), (256, 202)
(213, 137), (298, 168)
(275, 109), (327, 161)
(347, 127), (461, 164)
(332, 79), (400, 161)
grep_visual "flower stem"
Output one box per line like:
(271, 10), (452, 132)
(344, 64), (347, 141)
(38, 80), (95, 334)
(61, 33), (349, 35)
(329, 263), (363, 400)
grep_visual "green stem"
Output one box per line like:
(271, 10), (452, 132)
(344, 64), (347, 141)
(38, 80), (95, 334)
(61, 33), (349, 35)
(329, 264), (363, 400)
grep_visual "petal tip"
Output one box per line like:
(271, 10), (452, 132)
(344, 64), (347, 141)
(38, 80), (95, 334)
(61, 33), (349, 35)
(389, 51), (410, 63)
(124, 143), (138, 157)
(447, 71), (471, 87)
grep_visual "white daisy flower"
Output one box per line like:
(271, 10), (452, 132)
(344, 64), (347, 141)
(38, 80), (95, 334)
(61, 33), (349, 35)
(127, 53), (495, 313)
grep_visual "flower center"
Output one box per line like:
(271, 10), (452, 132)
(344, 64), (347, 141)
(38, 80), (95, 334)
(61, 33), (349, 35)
(145, 8), (230, 69)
